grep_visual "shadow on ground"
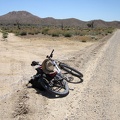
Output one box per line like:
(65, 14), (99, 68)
(26, 77), (84, 99)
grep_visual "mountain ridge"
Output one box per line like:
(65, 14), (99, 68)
(0, 11), (120, 28)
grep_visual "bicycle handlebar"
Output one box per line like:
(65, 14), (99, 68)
(46, 49), (54, 58)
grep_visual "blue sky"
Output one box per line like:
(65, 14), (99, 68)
(0, 0), (120, 21)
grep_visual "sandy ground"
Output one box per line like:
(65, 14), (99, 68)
(0, 30), (120, 120)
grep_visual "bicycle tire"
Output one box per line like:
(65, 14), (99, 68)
(40, 78), (69, 97)
(59, 63), (83, 78)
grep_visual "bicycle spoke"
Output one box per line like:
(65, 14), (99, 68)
(52, 86), (63, 92)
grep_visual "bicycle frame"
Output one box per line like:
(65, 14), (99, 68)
(48, 58), (61, 74)
(46, 49), (61, 74)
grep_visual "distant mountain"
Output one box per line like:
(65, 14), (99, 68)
(0, 11), (41, 24)
(90, 20), (120, 28)
(0, 11), (120, 28)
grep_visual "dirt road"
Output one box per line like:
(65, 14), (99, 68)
(0, 30), (120, 120)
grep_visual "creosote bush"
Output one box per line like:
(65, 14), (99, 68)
(2, 31), (8, 39)
(19, 31), (27, 36)
(64, 32), (72, 37)
(52, 33), (59, 37)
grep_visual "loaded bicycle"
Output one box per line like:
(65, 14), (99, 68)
(27, 49), (83, 97)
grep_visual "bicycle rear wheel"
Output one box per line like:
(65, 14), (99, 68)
(40, 77), (69, 97)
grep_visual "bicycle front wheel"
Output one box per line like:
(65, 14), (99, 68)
(59, 63), (83, 83)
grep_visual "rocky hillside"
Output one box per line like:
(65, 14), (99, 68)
(0, 11), (120, 28)
(0, 11), (41, 24)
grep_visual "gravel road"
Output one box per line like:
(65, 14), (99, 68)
(79, 29), (120, 120)
(0, 30), (120, 120)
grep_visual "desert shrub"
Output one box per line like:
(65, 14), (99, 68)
(28, 31), (34, 35)
(91, 36), (95, 39)
(64, 32), (72, 37)
(47, 29), (60, 37)
(34, 31), (40, 34)
(52, 33), (59, 37)
(42, 28), (49, 35)
(15, 32), (19, 36)
(107, 29), (113, 34)
(19, 31), (27, 36)
(2, 31), (8, 39)
(82, 40), (86, 42)
(74, 30), (81, 35)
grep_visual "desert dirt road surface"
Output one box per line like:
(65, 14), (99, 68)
(0, 30), (120, 120)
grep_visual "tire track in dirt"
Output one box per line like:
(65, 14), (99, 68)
(12, 87), (29, 120)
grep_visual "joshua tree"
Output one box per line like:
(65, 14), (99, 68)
(16, 20), (21, 29)
(87, 21), (94, 28)
(61, 22), (64, 30)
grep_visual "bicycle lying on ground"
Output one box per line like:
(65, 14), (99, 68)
(27, 49), (83, 97)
